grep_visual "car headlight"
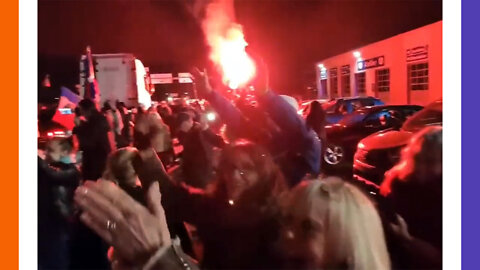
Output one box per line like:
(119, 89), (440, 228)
(357, 142), (365, 149)
(354, 148), (368, 163)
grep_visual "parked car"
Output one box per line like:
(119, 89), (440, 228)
(297, 99), (329, 117)
(321, 97), (385, 124)
(323, 105), (423, 167)
(353, 99), (442, 187)
(38, 119), (71, 149)
(38, 105), (73, 149)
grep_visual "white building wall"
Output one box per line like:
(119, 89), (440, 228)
(316, 21), (442, 105)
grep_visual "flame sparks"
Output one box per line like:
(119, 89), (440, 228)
(212, 26), (256, 89)
(202, 0), (256, 89)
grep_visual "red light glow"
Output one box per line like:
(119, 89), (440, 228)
(211, 26), (256, 89)
(202, 0), (256, 90)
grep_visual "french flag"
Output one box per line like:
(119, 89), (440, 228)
(53, 86), (80, 131)
(58, 86), (81, 108)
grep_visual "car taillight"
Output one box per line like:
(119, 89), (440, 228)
(47, 130), (66, 138)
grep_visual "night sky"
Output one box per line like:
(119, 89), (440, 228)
(38, 0), (442, 95)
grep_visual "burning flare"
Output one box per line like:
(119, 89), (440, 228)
(202, 0), (256, 89)
(211, 25), (255, 89)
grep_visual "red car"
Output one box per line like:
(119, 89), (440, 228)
(353, 99), (442, 188)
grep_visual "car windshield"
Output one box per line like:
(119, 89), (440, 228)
(402, 101), (442, 132)
(322, 100), (337, 113)
(338, 110), (368, 126)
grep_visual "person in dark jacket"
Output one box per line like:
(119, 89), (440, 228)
(379, 126), (442, 269)
(73, 98), (116, 181)
(193, 67), (321, 187)
(70, 99), (115, 270)
(306, 100), (327, 155)
(38, 137), (79, 270)
(116, 101), (132, 146)
(175, 112), (226, 189)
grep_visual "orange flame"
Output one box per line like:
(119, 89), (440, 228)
(202, 0), (255, 89)
(213, 25), (255, 89)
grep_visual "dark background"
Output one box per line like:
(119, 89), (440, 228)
(38, 0), (442, 96)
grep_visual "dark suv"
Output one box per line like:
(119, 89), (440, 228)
(323, 105), (423, 167)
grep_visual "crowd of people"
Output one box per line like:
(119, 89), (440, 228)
(38, 65), (442, 269)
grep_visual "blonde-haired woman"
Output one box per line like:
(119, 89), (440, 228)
(282, 177), (391, 270)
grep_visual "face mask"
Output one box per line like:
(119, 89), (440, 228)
(60, 156), (72, 164)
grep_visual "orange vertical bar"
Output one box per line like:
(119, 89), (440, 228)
(0, 0), (18, 268)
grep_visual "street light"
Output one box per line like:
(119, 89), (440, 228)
(353, 51), (361, 58)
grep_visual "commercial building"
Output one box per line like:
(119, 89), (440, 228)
(316, 21), (442, 105)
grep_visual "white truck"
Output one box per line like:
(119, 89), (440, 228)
(80, 53), (152, 108)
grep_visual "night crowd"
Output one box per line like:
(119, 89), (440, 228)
(38, 67), (442, 269)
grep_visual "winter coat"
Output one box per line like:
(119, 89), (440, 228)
(206, 90), (321, 186)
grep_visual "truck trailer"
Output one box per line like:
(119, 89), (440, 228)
(80, 53), (152, 108)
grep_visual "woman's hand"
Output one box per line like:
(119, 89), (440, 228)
(192, 67), (213, 95)
(74, 180), (171, 265)
(390, 214), (413, 242)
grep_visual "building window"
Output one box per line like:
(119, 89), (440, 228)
(341, 65), (350, 97)
(375, 68), (390, 92)
(329, 68), (338, 96)
(355, 72), (366, 95)
(320, 79), (327, 98)
(408, 62), (429, 91)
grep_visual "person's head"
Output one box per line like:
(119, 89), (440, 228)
(379, 114), (388, 126)
(157, 104), (172, 117)
(45, 137), (74, 163)
(116, 102), (128, 115)
(146, 111), (166, 129)
(103, 147), (140, 187)
(282, 177), (390, 270)
(102, 100), (113, 113)
(198, 112), (211, 130)
(175, 112), (194, 133)
(307, 101), (326, 122)
(115, 100), (124, 109)
(380, 126), (442, 196)
(78, 98), (98, 119)
(136, 106), (146, 116)
(214, 141), (287, 206)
